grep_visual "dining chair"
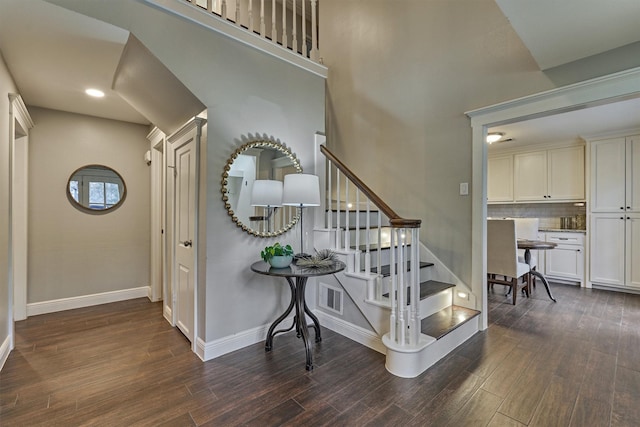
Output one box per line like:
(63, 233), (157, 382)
(487, 219), (532, 305)
(512, 217), (539, 288)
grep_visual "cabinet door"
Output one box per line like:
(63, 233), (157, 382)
(590, 213), (626, 286)
(627, 135), (640, 212)
(488, 155), (513, 202)
(514, 151), (547, 201)
(548, 146), (584, 200)
(626, 213), (640, 288)
(546, 244), (584, 282)
(591, 138), (626, 212)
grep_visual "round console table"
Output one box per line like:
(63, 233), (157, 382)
(250, 260), (346, 370)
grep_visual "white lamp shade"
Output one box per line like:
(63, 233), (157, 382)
(250, 180), (283, 206)
(282, 174), (320, 207)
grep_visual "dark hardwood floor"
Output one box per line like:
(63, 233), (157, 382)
(1, 283), (640, 426)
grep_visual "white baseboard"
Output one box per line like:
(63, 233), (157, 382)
(196, 315), (295, 362)
(26, 287), (149, 316)
(0, 334), (12, 372)
(314, 310), (386, 355)
(195, 311), (387, 362)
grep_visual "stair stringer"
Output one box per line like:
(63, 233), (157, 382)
(418, 241), (478, 310)
(332, 270), (391, 337)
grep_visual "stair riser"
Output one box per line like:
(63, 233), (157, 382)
(379, 266), (432, 289)
(329, 210), (388, 227)
(347, 228), (413, 250)
(355, 245), (417, 267)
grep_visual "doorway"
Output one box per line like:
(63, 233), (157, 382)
(466, 67), (640, 330)
(166, 117), (206, 351)
(9, 94), (34, 327)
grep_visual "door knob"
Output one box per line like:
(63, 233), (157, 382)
(183, 240), (193, 247)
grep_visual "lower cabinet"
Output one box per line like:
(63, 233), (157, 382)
(590, 213), (640, 289)
(543, 232), (585, 285)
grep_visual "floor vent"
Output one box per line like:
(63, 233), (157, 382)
(319, 282), (343, 315)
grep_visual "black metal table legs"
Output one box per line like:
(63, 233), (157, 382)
(264, 276), (322, 370)
(524, 248), (557, 303)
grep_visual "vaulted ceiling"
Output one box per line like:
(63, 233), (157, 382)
(1, 0), (639, 140)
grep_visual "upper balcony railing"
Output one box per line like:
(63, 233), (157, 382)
(185, 0), (319, 62)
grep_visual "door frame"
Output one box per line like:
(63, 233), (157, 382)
(147, 127), (166, 304)
(166, 117), (206, 353)
(8, 94), (34, 332)
(466, 66), (640, 330)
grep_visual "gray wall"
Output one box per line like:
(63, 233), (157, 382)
(28, 107), (150, 302)
(48, 0), (326, 342)
(319, 0), (558, 285)
(0, 53), (18, 352)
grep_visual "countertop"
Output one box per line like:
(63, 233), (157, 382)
(539, 228), (586, 234)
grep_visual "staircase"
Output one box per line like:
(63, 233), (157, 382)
(314, 142), (480, 378)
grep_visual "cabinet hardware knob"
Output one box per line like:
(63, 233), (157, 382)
(627, 207), (631, 210)
(621, 217), (624, 220)
(621, 207), (624, 210)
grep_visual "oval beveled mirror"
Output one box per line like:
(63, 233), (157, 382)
(67, 165), (126, 213)
(221, 139), (302, 237)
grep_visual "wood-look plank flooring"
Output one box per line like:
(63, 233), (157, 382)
(1, 283), (640, 426)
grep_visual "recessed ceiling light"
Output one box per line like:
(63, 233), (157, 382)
(486, 132), (505, 144)
(85, 88), (105, 98)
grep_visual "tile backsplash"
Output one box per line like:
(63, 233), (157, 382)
(488, 203), (587, 229)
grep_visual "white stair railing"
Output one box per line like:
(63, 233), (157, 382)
(319, 144), (423, 347)
(185, 0), (319, 61)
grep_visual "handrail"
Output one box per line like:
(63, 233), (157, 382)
(320, 145), (421, 229)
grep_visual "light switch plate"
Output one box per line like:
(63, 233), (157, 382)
(460, 182), (469, 196)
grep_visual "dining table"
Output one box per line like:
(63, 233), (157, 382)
(517, 239), (558, 302)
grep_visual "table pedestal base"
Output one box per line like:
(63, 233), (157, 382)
(265, 276), (321, 371)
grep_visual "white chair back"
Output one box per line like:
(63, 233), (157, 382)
(487, 219), (530, 279)
(512, 217), (539, 240)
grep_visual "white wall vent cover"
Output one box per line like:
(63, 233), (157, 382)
(319, 282), (343, 315)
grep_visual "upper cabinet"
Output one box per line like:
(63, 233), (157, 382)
(590, 135), (640, 213)
(514, 146), (585, 202)
(487, 155), (513, 202)
(488, 145), (585, 203)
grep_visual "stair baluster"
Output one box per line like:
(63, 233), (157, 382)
(182, 0), (320, 62)
(335, 169), (341, 251)
(291, 0), (298, 53)
(344, 179), (350, 252)
(355, 188), (361, 273)
(271, 0), (277, 40)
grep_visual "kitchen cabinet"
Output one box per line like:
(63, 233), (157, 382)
(589, 134), (640, 290)
(487, 155), (513, 202)
(590, 135), (640, 213)
(543, 232), (584, 285)
(590, 213), (640, 289)
(514, 146), (585, 202)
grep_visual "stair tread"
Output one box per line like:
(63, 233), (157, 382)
(372, 261), (433, 277)
(383, 280), (454, 303)
(352, 243), (413, 251)
(420, 305), (480, 340)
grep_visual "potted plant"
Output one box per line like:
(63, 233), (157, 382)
(261, 242), (294, 268)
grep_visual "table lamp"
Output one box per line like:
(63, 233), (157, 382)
(250, 180), (283, 233)
(282, 174), (320, 256)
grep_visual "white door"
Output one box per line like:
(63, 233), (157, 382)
(514, 150), (547, 201)
(626, 214), (640, 288)
(547, 146), (584, 200)
(591, 138), (626, 212)
(590, 213), (625, 286)
(627, 135), (640, 212)
(173, 132), (197, 342)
